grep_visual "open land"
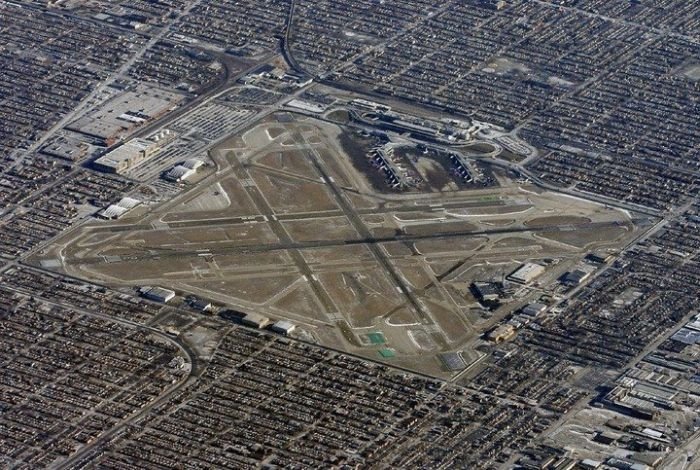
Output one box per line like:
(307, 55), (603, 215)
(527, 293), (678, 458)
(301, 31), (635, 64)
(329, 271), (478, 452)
(38, 114), (645, 380)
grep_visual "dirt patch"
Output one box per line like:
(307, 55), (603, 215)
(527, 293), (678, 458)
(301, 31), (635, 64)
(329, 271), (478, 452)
(393, 211), (446, 222)
(414, 236), (485, 255)
(538, 225), (628, 248)
(300, 244), (374, 264)
(326, 109), (350, 124)
(482, 219), (515, 226)
(362, 215), (386, 225)
(462, 142), (497, 154)
(283, 216), (358, 242)
(320, 268), (404, 328)
(191, 275), (297, 305)
(272, 282), (329, 322)
(454, 204), (532, 216)
(255, 149), (318, 178)
(249, 168), (338, 213)
(426, 299), (471, 344)
(491, 237), (538, 249)
(386, 306), (419, 325)
(267, 126), (286, 139)
(403, 221), (478, 237)
(381, 242), (415, 257)
(525, 216), (592, 228)
(395, 262), (433, 290)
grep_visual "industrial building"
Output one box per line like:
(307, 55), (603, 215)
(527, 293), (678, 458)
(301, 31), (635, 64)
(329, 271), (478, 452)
(507, 263), (545, 284)
(561, 269), (591, 286)
(190, 298), (212, 312)
(488, 324), (516, 343)
(140, 286), (176, 303)
(67, 85), (183, 144)
(97, 197), (141, 219)
(270, 320), (296, 335)
(579, 459), (602, 470)
(94, 129), (177, 174)
(472, 281), (500, 302)
(587, 252), (615, 264)
(164, 158), (204, 182)
(521, 303), (547, 317)
(241, 313), (270, 329)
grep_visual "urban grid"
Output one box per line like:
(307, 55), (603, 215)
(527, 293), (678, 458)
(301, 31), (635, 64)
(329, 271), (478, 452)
(0, 1), (699, 469)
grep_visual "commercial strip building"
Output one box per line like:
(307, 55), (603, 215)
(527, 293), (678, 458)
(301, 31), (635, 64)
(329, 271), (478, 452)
(94, 129), (177, 174)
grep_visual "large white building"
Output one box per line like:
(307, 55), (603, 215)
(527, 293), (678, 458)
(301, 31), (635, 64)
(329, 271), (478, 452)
(94, 129), (177, 174)
(164, 158), (205, 182)
(97, 197), (141, 220)
(507, 263), (545, 284)
(140, 286), (176, 303)
(270, 320), (296, 335)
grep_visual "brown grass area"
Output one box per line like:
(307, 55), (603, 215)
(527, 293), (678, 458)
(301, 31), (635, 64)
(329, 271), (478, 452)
(425, 299), (471, 344)
(189, 274), (298, 304)
(300, 245), (374, 264)
(428, 261), (460, 277)
(381, 242), (414, 257)
(283, 216), (358, 242)
(538, 225), (628, 248)
(491, 237), (537, 249)
(386, 306), (419, 325)
(162, 175), (259, 221)
(213, 251), (292, 268)
(255, 149), (318, 178)
(272, 282), (330, 322)
(414, 236), (485, 255)
(524, 215), (591, 227)
(249, 168), (338, 213)
(320, 268), (403, 328)
(403, 221), (478, 237)
(267, 126), (286, 139)
(461, 204), (533, 215)
(395, 262), (433, 290)
(326, 109), (350, 124)
(462, 142), (497, 154)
